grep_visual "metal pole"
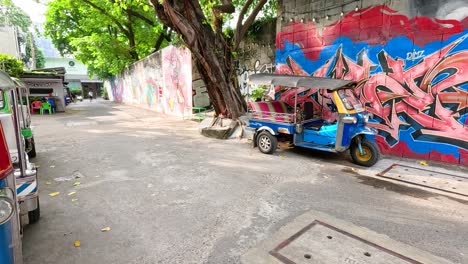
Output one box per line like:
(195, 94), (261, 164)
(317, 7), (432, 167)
(294, 87), (298, 124)
(10, 89), (25, 178)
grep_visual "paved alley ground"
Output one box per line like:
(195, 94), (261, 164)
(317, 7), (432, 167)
(23, 100), (468, 264)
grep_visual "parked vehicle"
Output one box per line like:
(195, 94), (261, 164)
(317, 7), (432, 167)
(11, 78), (36, 158)
(76, 95), (83, 102)
(64, 88), (72, 106)
(0, 71), (40, 225)
(247, 73), (380, 167)
(0, 96), (23, 264)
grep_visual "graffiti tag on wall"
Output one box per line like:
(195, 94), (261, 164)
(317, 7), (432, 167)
(237, 60), (275, 96)
(276, 4), (468, 165)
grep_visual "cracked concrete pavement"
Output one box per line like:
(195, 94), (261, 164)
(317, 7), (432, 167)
(22, 100), (468, 264)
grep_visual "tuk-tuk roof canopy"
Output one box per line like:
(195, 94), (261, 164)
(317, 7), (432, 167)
(0, 71), (15, 91)
(11, 77), (27, 88)
(247, 73), (356, 90)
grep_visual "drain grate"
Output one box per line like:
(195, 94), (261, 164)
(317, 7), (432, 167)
(270, 220), (421, 264)
(376, 164), (468, 197)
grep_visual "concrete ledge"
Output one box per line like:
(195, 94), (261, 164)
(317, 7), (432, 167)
(242, 210), (452, 264)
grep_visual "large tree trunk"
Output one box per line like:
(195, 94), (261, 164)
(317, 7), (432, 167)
(150, 0), (247, 119)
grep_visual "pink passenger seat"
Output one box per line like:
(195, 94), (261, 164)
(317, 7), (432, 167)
(248, 101), (292, 122)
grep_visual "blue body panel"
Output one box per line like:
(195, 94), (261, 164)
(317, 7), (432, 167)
(303, 124), (337, 145)
(341, 113), (376, 147)
(295, 142), (336, 152)
(0, 178), (14, 264)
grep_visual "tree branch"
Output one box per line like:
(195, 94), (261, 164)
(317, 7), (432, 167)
(213, 0), (235, 14)
(127, 9), (155, 26)
(154, 26), (171, 51)
(233, 0), (268, 50)
(235, 0), (254, 38)
(81, 0), (130, 36)
(212, 0), (235, 34)
(149, 0), (174, 29)
(125, 8), (139, 60)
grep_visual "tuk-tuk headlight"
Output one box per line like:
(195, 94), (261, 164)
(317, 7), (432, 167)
(364, 114), (369, 123)
(0, 188), (15, 225)
(342, 116), (357, 124)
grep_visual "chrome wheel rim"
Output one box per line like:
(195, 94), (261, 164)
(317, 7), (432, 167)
(259, 135), (271, 151)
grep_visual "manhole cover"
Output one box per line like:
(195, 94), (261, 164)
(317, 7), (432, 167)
(377, 164), (468, 197)
(270, 220), (421, 264)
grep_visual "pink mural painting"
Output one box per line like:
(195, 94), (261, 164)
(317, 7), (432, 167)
(162, 46), (192, 116)
(106, 46), (192, 117)
(276, 4), (468, 165)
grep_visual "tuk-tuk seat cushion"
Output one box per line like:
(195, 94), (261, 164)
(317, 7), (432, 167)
(249, 101), (291, 122)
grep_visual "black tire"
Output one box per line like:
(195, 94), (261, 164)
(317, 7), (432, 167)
(28, 137), (36, 158)
(350, 138), (380, 167)
(28, 197), (40, 224)
(256, 131), (278, 154)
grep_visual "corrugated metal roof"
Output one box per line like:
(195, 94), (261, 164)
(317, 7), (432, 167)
(247, 73), (356, 90)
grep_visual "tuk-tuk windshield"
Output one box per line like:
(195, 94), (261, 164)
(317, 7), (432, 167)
(337, 89), (364, 112)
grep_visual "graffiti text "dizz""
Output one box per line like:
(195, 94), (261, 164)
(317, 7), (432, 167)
(406, 50), (425, 61)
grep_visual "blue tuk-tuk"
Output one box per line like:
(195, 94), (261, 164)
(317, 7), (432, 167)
(0, 99), (23, 264)
(248, 74), (380, 167)
(0, 71), (40, 225)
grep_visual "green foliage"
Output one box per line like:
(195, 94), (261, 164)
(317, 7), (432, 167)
(101, 87), (108, 100)
(250, 85), (265, 101)
(45, 0), (167, 79)
(35, 48), (45, 69)
(197, 0), (277, 45)
(23, 34), (45, 69)
(0, 54), (24, 77)
(233, 0), (277, 21)
(0, 0), (32, 32)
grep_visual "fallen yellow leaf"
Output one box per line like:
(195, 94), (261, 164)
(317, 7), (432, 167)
(419, 161), (429, 166)
(68, 191), (76, 196)
(71, 198), (78, 202)
(74, 240), (81, 247)
(45, 181), (52, 185)
(73, 182), (81, 186)
(49, 192), (60, 197)
(101, 227), (111, 232)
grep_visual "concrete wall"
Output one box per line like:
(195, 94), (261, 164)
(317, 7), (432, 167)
(0, 26), (20, 58)
(277, 0), (468, 165)
(105, 46), (192, 116)
(237, 19), (277, 96)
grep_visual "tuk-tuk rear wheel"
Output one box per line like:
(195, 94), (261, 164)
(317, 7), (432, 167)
(257, 131), (277, 154)
(28, 137), (36, 158)
(350, 138), (380, 167)
(28, 197), (40, 224)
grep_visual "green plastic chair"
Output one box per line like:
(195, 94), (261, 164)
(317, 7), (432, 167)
(40, 102), (53, 115)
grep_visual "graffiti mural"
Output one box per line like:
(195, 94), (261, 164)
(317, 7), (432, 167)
(276, 4), (468, 165)
(237, 59), (275, 96)
(104, 46), (192, 116)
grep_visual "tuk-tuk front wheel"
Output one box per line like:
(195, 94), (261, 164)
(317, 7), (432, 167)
(350, 138), (380, 167)
(257, 131), (277, 154)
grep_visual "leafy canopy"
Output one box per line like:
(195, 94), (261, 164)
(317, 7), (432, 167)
(0, 0), (32, 32)
(45, 0), (168, 79)
(24, 33), (45, 69)
(0, 54), (24, 77)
